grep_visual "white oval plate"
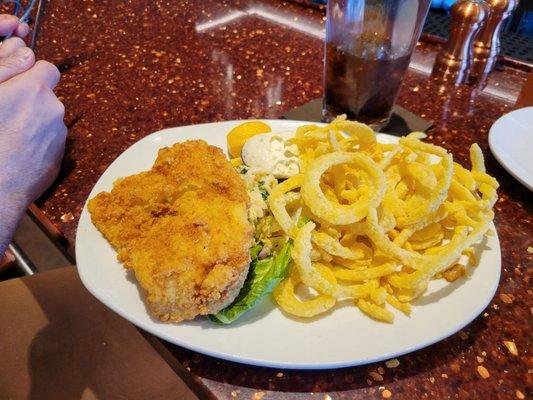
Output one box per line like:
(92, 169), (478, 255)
(489, 106), (533, 191)
(76, 120), (501, 369)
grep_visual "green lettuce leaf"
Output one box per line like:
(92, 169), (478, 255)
(209, 241), (292, 324)
(249, 242), (263, 260)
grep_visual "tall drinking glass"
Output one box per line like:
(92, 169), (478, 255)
(323, 0), (431, 130)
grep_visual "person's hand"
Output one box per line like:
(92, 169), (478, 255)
(0, 53), (67, 209)
(0, 15), (66, 256)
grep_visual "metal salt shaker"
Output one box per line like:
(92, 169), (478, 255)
(469, 0), (519, 81)
(431, 0), (489, 84)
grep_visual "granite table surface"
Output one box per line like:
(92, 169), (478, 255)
(31, 0), (531, 398)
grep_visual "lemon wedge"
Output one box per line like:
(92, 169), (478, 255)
(227, 121), (271, 158)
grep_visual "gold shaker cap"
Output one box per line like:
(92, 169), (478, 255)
(451, 0), (489, 23)
(484, 0), (518, 14)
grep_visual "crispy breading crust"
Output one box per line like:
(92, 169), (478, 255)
(88, 140), (253, 322)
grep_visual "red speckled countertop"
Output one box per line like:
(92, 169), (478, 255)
(34, 1), (531, 399)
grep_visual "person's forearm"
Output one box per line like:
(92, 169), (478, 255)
(0, 186), (27, 257)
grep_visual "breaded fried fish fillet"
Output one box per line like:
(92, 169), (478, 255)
(88, 140), (253, 322)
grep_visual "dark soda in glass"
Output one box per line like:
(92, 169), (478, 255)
(323, 0), (431, 130)
(323, 38), (410, 129)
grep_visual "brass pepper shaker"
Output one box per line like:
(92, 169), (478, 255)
(431, 0), (489, 84)
(469, 0), (519, 81)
